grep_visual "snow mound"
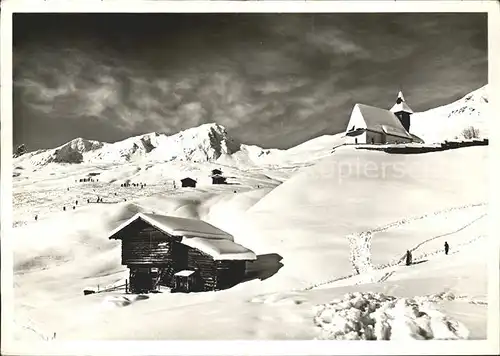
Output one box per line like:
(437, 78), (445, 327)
(314, 292), (470, 340)
(101, 294), (149, 308)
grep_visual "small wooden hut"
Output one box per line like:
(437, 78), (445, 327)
(211, 175), (227, 185)
(107, 213), (256, 293)
(180, 177), (197, 188)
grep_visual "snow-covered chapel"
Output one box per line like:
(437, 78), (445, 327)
(344, 91), (416, 144)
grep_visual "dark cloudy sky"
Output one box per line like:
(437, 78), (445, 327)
(13, 13), (487, 150)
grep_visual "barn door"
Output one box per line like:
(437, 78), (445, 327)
(130, 267), (153, 293)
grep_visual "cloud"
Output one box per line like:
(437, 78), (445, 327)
(305, 29), (369, 58)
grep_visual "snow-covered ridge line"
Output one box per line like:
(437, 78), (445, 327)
(411, 85), (489, 143)
(16, 123), (242, 166)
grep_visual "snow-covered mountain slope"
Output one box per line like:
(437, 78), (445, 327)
(411, 85), (489, 143)
(223, 145), (488, 289)
(15, 123), (242, 167)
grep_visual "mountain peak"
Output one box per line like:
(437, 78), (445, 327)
(148, 122), (240, 162)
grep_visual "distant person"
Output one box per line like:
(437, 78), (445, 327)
(75, 200), (78, 205)
(87, 199), (90, 203)
(73, 206), (76, 210)
(444, 241), (450, 255)
(35, 215), (38, 221)
(63, 206), (66, 211)
(405, 250), (412, 266)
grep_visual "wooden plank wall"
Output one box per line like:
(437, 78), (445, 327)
(187, 248), (217, 291)
(216, 260), (246, 290)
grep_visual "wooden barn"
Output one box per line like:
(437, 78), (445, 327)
(345, 91), (415, 145)
(180, 177), (197, 188)
(211, 175), (227, 185)
(107, 213), (256, 294)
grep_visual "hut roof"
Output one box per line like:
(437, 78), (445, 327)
(181, 237), (256, 261)
(107, 212), (256, 261)
(174, 270), (196, 277)
(108, 212), (233, 240)
(181, 177), (197, 183)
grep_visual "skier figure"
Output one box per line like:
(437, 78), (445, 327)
(405, 250), (412, 266)
(35, 215), (38, 221)
(444, 241), (450, 255)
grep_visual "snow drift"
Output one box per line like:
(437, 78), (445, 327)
(314, 292), (470, 340)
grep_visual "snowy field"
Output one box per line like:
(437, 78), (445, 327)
(7, 86), (495, 348)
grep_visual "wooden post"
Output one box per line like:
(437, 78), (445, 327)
(125, 279), (128, 294)
(97, 284), (99, 292)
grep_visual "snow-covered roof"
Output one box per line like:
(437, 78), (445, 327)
(355, 104), (412, 139)
(390, 101), (414, 114)
(174, 270), (195, 277)
(181, 237), (257, 261)
(108, 212), (234, 241)
(390, 92), (414, 114)
(107, 213), (256, 261)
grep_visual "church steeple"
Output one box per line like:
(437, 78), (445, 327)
(396, 91), (405, 103)
(390, 90), (413, 132)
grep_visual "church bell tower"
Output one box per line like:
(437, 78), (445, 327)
(390, 91), (413, 133)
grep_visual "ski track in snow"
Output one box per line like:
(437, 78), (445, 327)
(308, 203), (488, 341)
(299, 202), (487, 292)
